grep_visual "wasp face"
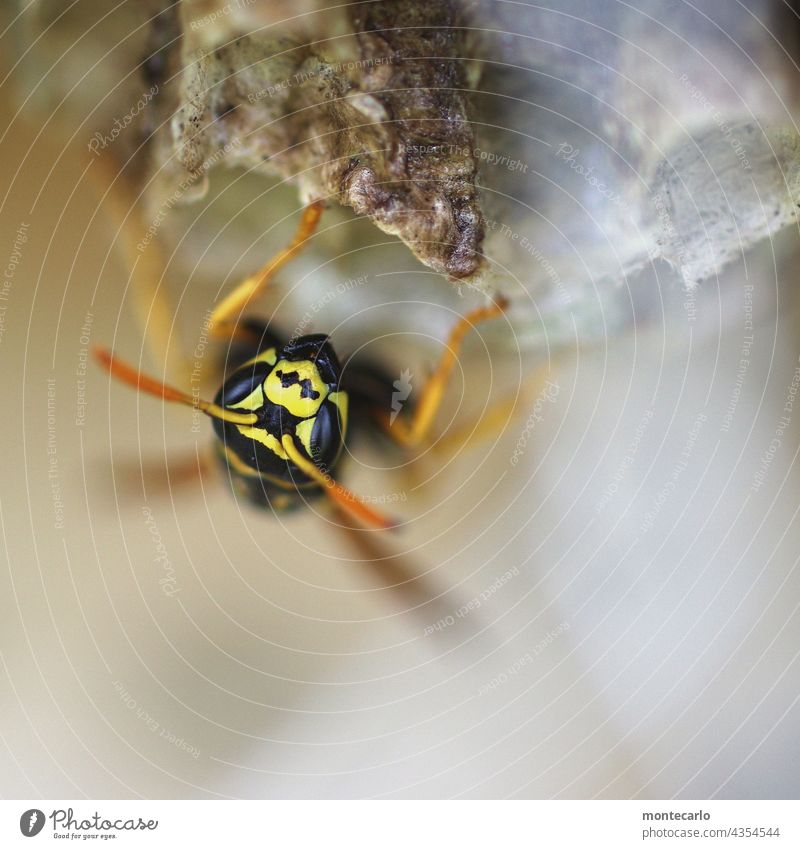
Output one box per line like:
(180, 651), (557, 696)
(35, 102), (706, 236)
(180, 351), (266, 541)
(212, 334), (348, 488)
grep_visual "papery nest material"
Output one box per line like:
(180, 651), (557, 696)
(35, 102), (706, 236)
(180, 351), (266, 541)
(144, 0), (486, 282)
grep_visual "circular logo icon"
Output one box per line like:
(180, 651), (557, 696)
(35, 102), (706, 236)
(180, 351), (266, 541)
(19, 809), (46, 837)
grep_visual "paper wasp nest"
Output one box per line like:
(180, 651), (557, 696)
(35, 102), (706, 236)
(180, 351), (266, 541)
(146, 0), (485, 280)
(10, 0), (800, 340)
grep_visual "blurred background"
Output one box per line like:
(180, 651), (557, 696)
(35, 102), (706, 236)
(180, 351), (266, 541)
(1, 0), (799, 799)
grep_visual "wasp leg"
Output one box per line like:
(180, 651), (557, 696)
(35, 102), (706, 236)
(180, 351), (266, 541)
(280, 435), (397, 530)
(209, 201), (325, 342)
(383, 297), (509, 448)
(428, 364), (551, 459)
(109, 449), (211, 503)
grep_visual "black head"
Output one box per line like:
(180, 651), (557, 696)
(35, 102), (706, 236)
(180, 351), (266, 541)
(212, 334), (349, 486)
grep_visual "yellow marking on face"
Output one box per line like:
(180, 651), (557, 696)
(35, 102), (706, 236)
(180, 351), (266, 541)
(236, 425), (288, 459)
(239, 347), (277, 369)
(230, 383), (264, 412)
(295, 417), (316, 457)
(264, 359), (328, 418)
(328, 391), (348, 438)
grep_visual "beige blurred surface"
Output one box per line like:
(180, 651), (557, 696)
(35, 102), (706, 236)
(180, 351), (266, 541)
(2, 2), (800, 801)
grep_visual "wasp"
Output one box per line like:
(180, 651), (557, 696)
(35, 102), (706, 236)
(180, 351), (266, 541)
(94, 202), (507, 529)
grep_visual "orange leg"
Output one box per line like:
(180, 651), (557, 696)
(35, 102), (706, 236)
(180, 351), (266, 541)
(429, 364), (551, 458)
(385, 297), (509, 447)
(93, 346), (396, 530)
(93, 347), (258, 426)
(281, 436), (397, 530)
(209, 201), (324, 341)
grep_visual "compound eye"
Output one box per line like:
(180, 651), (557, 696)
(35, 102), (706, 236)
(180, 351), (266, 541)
(295, 393), (347, 470)
(214, 362), (270, 410)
